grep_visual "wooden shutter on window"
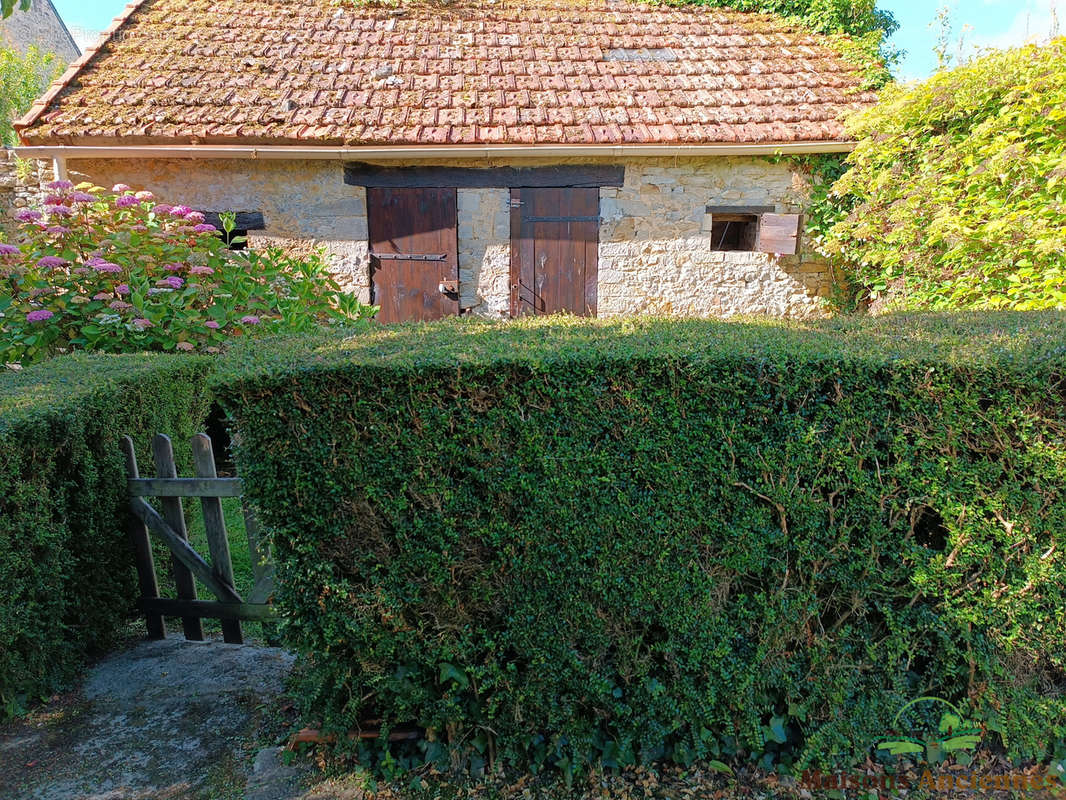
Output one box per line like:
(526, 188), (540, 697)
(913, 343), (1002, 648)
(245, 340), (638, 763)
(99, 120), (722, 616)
(756, 213), (801, 255)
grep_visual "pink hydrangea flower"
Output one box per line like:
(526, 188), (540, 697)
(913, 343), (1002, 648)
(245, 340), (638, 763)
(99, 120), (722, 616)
(37, 256), (69, 269)
(69, 191), (97, 203)
(92, 261), (123, 274)
(132, 318), (153, 329)
(240, 315), (261, 325)
(109, 300), (133, 310)
(112, 184), (132, 193)
(115, 195), (140, 208)
(46, 225), (70, 235)
(170, 205), (193, 217)
(115, 283), (130, 295)
(184, 211), (205, 224)
(163, 263), (184, 272)
(15, 210), (42, 222)
(152, 204), (174, 215)
(93, 292), (111, 300)
(0, 243), (20, 255)
(160, 276), (184, 289)
(192, 223), (217, 233)
(188, 265), (214, 275)
(135, 191), (154, 201)
(45, 205), (73, 217)
(175, 341), (195, 351)
(205, 320), (221, 329)
(26, 309), (54, 322)
(44, 194), (66, 206)
(46, 180), (74, 190)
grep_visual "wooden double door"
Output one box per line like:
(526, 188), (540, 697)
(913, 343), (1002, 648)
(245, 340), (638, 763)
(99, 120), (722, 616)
(366, 186), (600, 322)
(509, 187), (599, 317)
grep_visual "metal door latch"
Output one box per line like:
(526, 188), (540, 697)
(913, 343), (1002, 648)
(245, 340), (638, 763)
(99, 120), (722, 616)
(438, 280), (459, 295)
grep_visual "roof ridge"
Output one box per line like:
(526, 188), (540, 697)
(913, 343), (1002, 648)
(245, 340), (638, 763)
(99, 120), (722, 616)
(14, 0), (153, 142)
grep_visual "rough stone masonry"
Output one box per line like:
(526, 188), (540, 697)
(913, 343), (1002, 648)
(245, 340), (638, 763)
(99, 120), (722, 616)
(37, 155), (837, 319)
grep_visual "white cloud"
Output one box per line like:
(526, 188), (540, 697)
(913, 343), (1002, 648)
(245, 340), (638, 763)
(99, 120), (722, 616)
(969, 0), (1060, 51)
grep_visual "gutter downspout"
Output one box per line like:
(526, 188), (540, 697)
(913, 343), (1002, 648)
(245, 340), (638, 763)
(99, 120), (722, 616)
(52, 157), (68, 182)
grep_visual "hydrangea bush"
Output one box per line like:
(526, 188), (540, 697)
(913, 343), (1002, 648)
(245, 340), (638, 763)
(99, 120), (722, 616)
(0, 181), (375, 364)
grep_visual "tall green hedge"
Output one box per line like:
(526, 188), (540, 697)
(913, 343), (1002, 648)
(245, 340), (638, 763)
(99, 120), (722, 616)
(215, 314), (1066, 774)
(0, 353), (211, 717)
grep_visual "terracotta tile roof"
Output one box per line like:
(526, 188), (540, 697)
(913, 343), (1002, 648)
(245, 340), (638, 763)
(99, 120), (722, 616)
(16, 0), (877, 147)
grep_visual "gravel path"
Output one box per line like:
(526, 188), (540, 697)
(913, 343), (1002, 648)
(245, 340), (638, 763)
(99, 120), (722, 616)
(0, 636), (310, 800)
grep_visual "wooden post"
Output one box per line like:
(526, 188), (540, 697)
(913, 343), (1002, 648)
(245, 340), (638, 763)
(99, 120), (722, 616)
(153, 434), (204, 641)
(191, 434), (243, 644)
(121, 436), (166, 640)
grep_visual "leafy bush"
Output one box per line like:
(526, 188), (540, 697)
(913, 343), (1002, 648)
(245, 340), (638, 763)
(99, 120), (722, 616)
(0, 352), (211, 718)
(822, 39), (1066, 311)
(215, 313), (1066, 777)
(0, 182), (375, 364)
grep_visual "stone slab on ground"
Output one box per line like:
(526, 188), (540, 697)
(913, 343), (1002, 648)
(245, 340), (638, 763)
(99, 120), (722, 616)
(0, 636), (304, 800)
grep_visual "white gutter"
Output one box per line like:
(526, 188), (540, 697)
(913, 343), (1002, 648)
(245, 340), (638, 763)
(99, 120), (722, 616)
(14, 142), (856, 161)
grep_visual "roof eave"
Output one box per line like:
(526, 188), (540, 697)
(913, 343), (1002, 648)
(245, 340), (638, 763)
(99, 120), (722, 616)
(15, 141), (857, 162)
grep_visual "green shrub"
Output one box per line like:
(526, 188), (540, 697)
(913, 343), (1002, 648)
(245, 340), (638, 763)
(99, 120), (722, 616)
(821, 39), (1066, 311)
(0, 182), (375, 365)
(0, 352), (212, 717)
(215, 313), (1066, 776)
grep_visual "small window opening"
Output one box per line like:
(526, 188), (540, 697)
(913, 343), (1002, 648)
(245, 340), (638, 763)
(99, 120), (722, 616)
(710, 213), (759, 252)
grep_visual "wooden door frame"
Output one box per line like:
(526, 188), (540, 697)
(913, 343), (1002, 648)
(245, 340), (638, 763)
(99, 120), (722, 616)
(509, 187), (600, 318)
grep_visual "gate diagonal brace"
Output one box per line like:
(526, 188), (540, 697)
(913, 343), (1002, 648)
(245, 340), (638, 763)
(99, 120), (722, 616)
(131, 497), (243, 604)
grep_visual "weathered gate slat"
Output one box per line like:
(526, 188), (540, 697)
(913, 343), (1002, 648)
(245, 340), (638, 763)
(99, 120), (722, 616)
(131, 497), (243, 605)
(121, 436), (166, 640)
(152, 435), (204, 641)
(129, 477), (243, 497)
(123, 432), (275, 644)
(192, 434), (243, 644)
(138, 597), (275, 622)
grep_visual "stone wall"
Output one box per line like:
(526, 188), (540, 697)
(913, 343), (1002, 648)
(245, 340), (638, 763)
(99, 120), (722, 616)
(0, 149), (52, 238)
(62, 155), (837, 319)
(598, 158), (835, 318)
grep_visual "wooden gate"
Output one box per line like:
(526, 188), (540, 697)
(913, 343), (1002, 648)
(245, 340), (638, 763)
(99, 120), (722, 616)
(509, 187), (599, 317)
(367, 187), (460, 323)
(122, 433), (275, 644)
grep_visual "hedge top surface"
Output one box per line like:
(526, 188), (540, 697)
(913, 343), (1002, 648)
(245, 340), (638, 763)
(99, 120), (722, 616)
(0, 352), (211, 433)
(214, 312), (1066, 391)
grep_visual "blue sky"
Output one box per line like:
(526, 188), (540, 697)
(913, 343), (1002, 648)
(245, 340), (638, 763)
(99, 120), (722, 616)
(53, 0), (1061, 81)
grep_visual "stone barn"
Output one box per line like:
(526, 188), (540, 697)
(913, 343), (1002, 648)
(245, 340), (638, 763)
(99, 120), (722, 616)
(15, 0), (876, 321)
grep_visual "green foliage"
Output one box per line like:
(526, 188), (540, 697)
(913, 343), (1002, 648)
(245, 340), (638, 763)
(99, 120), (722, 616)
(215, 313), (1066, 777)
(0, 44), (63, 146)
(0, 182), (376, 365)
(0, 352), (212, 718)
(0, 0), (31, 19)
(822, 39), (1066, 311)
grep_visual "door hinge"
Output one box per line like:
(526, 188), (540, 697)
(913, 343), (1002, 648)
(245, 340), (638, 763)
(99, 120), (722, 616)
(509, 198), (523, 208)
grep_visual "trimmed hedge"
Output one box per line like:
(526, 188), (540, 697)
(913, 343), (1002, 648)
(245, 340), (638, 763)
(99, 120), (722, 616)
(0, 353), (211, 717)
(215, 314), (1066, 774)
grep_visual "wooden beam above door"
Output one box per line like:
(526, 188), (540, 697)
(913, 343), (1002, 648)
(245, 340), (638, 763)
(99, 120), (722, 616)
(344, 163), (625, 189)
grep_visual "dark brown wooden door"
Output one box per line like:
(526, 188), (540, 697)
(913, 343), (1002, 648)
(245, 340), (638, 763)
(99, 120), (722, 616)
(509, 187), (599, 317)
(367, 187), (459, 323)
